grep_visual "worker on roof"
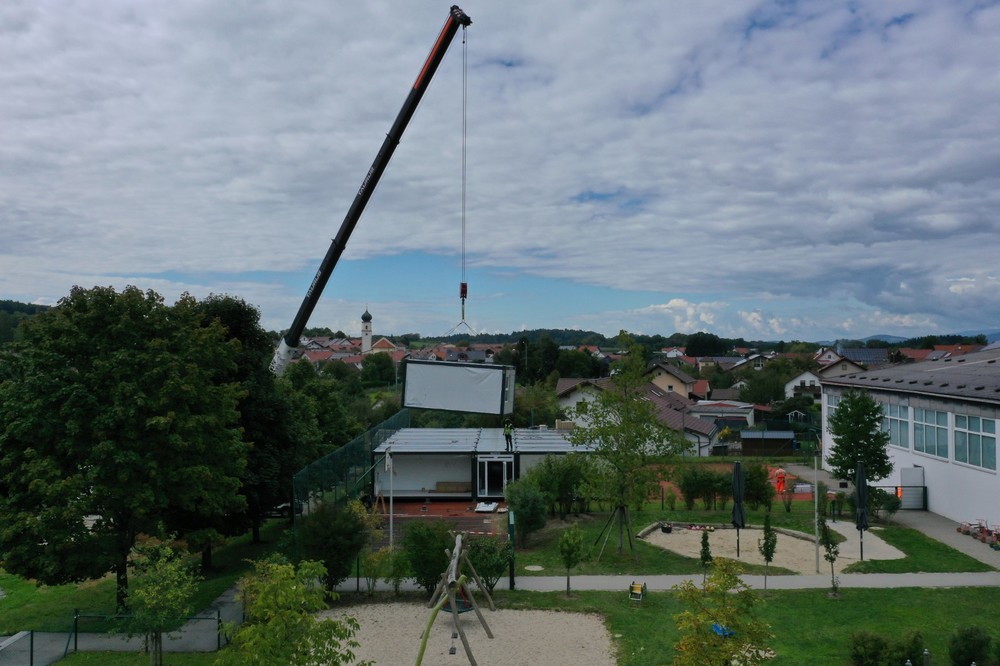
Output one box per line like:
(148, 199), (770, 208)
(504, 419), (513, 452)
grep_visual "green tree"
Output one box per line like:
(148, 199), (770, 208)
(402, 520), (454, 594)
(512, 382), (564, 428)
(360, 352), (395, 388)
(188, 294), (299, 550)
(466, 535), (513, 593)
(685, 331), (727, 356)
(827, 390), (892, 482)
(673, 558), (774, 666)
(757, 512), (777, 590)
(820, 517), (840, 593)
(568, 332), (687, 553)
(556, 349), (602, 379)
(0, 286), (246, 610)
(558, 525), (584, 597)
(119, 542), (201, 666)
(700, 530), (713, 582)
(503, 479), (548, 548)
(296, 500), (370, 593)
(527, 453), (591, 518)
(215, 558), (370, 666)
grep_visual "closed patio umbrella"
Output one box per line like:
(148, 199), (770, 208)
(731, 461), (746, 557)
(855, 461), (870, 561)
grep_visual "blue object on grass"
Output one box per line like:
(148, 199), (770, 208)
(712, 622), (734, 638)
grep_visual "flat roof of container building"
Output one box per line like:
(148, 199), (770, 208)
(372, 427), (597, 455)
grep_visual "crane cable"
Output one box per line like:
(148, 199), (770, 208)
(459, 23), (469, 322)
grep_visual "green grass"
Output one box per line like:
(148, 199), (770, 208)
(843, 524), (995, 573)
(485, 586), (1000, 665)
(513, 511), (796, 576)
(513, 504), (993, 578)
(0, 519), (289, 634)
(63, 586), (1000, 666)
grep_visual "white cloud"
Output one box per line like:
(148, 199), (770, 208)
(2, 1), (1000, 339)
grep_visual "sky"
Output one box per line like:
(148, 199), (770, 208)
(3, 1), (1000, 342)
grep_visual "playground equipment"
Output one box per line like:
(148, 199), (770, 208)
(415, 533), (495, 666)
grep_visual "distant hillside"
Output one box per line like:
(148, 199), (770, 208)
(0, 299), (50, 344)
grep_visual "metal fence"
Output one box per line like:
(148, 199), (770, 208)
(293, 409), (411, 518)
(0, 632), (33, 666)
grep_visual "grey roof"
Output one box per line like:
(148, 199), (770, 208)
(740, 431), (795, 440)
(372, 427), (595, 455)
(821, 347), (1000, 405)
(837, 347), (890, 366)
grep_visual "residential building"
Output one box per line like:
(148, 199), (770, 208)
(785, 370), (821, 400)
(554, 377), (718, 455)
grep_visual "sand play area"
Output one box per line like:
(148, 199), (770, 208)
(642, 521), (904, 573)
(327, 602), (616, 666)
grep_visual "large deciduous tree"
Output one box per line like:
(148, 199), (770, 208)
(191, 294), (299, 547)
(826, 389), (892, 482)
(0, 286), (247, 609)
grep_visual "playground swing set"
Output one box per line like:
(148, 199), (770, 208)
(415, 533), (496, 666)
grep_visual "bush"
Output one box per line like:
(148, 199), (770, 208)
(744, 462), (775, 511)
(296, 500), (368, 592)
(675, 466), (703, 510)
(466, 535), (513, 593)
(948, 625), (992, 666)
(402, 520), (455, 594)
(849, 630), (889, 666)
(883, 630), (924, 666)
(504, 479), (548, 547)
(878, 493), (902, 523)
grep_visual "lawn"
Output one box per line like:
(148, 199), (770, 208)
(512, 501), (993, 577)
(490, 585), (1000, 665)
(0, 519), (289, 634)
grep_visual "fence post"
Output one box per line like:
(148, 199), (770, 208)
(217, 609), (222, 651)
(923, 648), (930, 666)
(30, 630), (34, 666)
(73, 609), (79, 653)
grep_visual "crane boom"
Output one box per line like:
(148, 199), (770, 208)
(271, 6), (472, 375)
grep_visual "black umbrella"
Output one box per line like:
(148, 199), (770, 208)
(731, 461), (746, 557)
(855, 461), (870, 561)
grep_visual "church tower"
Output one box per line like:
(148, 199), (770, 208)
(361, 308), (373, 354)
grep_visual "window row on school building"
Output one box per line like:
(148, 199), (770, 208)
(820, 345), (1000, 526)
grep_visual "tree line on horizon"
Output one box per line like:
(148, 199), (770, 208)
(2, 297), (989, 352)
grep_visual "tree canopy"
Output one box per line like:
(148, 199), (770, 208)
(567, 332), (687, 551)
(0, 286), (247, 609)
(826, 389), (892, 482)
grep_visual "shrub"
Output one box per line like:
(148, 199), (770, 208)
(744, 462), (775, 511)
(675, 466), (702, 510)
(849, 629), (926, 666)
(466, 535), (513, 593)
(948, 625), (992, 666)
(296, 500), (368, 592)
(402, 520), (455, 594)
(849, 630), (889, 666)
(878, 493), (902, 523)
(664, 488), (677, 511)
(883, 630), (924, 666)
(504, 479), (548, 547)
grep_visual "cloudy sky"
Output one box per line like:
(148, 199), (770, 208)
(3, 1), (999, 342)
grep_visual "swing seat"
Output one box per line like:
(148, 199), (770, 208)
(453, 588), (474, 613)
(628, 581), (646, 603)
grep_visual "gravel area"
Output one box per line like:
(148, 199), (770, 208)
(643, 523), (904, 573)
(325, 600), (616, 665)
